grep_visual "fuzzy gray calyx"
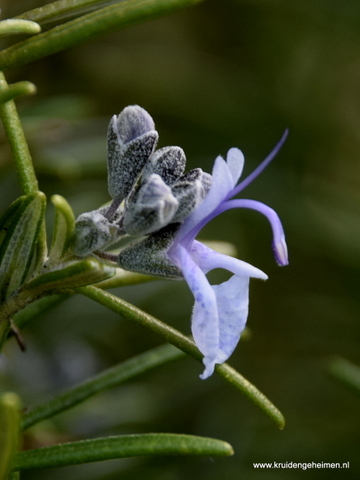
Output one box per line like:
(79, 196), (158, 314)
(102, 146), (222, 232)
(117, 223), (183, 279)
(170, 168), (212, 223)
(142, 146), (186, 185)
(122, 174), (179, 236)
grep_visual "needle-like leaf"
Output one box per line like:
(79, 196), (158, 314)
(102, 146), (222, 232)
(47, 195), (75, 264)
(0, 0), (203, 71)
(14, 434), (233, 470)
(0, 192), (46, 302)
(0, 393), (21, 480)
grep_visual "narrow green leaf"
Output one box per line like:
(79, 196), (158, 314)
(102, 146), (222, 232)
(0, 72), (39, 195)
(0, 392), (21, 480)
(328, 356), (360, 398)
(0, 82), (37, 105)
(0, 196), (26, 246)
(21, 343), (184, 430)
(17, 0), (120, 25)
(0, 192), (46, 302)
(14, 433), (233, 470)
(0, 19), (41, 37)
(0, 0), (203, 71)
(77, 286), (286, 429)
(25, 259), (115, 293)
(48, 195), (75, 264)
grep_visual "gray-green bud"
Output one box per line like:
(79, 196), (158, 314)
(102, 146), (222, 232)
(122, 174), (179, 236)
(72, 210), (115, 256)
(107, 105), (158, 201)
(142, 146), (186, 185)
(117, 224), (182, 278)
(171, 169), (212, 222)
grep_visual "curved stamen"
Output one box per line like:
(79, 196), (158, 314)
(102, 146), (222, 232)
(226, 129), (289, 200)
(217, 199), (289, 266)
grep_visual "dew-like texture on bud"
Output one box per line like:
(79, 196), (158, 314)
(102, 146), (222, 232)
(142, 146), (186, 185)
(73, 211), (113, 256)
(107, 106), (158, 201)
(118, 224), (182, 278)
(122, 174), (178, 236)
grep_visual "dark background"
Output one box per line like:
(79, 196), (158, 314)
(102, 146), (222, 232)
(1, 0), (359, 478)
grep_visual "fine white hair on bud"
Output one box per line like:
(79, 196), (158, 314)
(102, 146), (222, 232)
(142, 146), (186, 185)
(117, 224), (183, 278)
(122, 174), (179, 236)
(107, 105), (158, 202)
(171, 180), (203, 223)
(72, 211), (113, 257)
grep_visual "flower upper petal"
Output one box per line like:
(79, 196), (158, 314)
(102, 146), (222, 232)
(226, 148), (245, 185)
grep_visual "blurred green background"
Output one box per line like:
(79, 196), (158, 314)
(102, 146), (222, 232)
(1, 0), (360, 478)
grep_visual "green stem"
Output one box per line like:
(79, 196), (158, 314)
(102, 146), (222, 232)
(77, 286), (286, 429)
(14, 434), (233, 470)
(0, 285), (44, 353)
(0, 0), (203, 71)
(0, 72), (38, 195)
(0, 318), (11, 354)
(21, 343), (184, 430)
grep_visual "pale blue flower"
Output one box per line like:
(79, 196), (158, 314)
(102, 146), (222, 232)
(168, 132), (289, 379)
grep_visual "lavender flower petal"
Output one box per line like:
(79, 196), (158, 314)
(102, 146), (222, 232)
(189, 240), (268, 279)
(175, 245), (220, 377)
(218, 199), (289, 266)
(208, 274), (250, 371)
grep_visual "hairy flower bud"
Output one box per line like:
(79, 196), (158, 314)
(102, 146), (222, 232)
(107, 105), (158, 201)
(122, 174), (179, 236)
(171, 169), (212, 223)
(142, 146), (186, 185)
(73, 210), (114, 256)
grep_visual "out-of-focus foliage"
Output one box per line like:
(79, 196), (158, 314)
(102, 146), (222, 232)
(1, 0), (360, 478)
